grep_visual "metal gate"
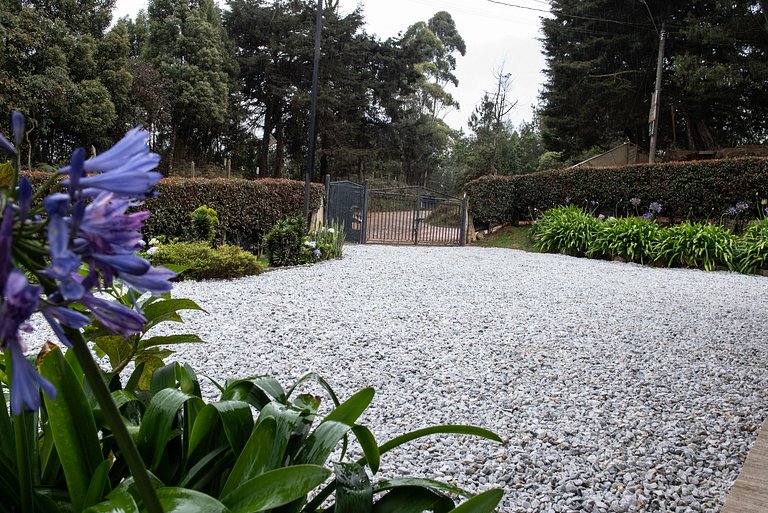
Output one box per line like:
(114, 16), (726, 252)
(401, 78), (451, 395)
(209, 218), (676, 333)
(326, 178), (467, 246)
(326, 180), (365, 243)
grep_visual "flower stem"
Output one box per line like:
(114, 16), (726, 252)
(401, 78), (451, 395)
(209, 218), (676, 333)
(65, 328), (163, 513)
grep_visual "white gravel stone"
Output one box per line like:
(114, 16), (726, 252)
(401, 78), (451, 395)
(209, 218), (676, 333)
(24, 244), (768, 512)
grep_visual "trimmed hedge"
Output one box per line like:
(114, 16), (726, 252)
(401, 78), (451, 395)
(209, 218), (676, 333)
(21, 172), (324, 249)
(142, 178), (323, 247)
(466, 157), (768, 225)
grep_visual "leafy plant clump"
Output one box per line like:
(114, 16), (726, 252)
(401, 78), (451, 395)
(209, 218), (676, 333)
(654, 221), (737, 272)
(150, 241), (263, 280)
(589, 216), (660, 264)
(265, 216), (306, 267)
(531, 204), (601, 256)
(190, 204), (221, 244)
(734, 217), (768, 274)
(306, 221), (345, 260)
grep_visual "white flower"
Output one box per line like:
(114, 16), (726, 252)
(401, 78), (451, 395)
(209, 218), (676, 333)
(149, 237), (160, 246)
(304, 240), (317, 248)
(598, 214), (605, 221)
(327, 228), (335, 234)
(147, 246), (159, 255)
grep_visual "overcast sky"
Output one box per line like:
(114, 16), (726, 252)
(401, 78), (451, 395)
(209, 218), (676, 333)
(113, 0), (550, 132)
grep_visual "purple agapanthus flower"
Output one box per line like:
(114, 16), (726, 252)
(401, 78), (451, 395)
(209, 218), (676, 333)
(11, 111), (24, 146)
(648, 202), (662, 214)
(0, 270), (56, 414)
(313, 249), (322, 258)
(79, 292), (146, 337)
(630, 197), (641, 207)
(0, 134), (14, 156)
(725, 206), (739, 216)
(736, 201), (749, 212)
(59, 127), (162, 199)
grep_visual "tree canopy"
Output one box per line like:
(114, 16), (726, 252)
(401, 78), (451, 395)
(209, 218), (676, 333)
(539, 0), (768, 160)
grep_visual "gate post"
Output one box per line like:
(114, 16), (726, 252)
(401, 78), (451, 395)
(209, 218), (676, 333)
(460, 192), (468, 246)
(360, 180), (369, 244)
(324, 174), (331, 227)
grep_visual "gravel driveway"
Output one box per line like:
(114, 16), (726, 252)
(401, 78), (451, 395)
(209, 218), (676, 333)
(38, 244), (768, 512)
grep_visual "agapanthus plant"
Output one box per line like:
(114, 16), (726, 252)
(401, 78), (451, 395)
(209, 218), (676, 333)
(0, 111), (173, 414)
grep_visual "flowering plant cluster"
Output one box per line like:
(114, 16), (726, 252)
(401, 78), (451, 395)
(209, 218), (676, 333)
(0, 111), (174, 414)
(643, 201), (663, 220)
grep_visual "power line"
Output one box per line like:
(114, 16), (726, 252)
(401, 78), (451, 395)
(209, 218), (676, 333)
(487, 0), (655, 29)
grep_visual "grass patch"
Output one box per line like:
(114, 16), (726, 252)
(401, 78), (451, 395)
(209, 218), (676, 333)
(474, 225), (539, 252)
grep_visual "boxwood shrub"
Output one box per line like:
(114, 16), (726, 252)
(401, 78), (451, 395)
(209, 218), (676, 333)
(466, 158), (768, 226)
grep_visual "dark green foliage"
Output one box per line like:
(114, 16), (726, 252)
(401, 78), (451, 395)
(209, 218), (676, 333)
(264, 216), (306, 267)
(589, 217), (660, 264)
(466, 158), (768, 226)
(530, 205), (601, 257)
(190, 204), (220, 244)
(734, 218), (768, 274)
(539, 0), (768, 159)
(149, 242), (263, 280)
(654, 222), (736, 271)
(141, 177), (324, 249)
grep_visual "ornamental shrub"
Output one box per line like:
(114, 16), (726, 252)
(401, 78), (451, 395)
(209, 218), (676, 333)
(654, 222), (737, 271)
(149, 241), (263, 280)
(466, 157), (768, 226)
(589, 216), (661, 264)
(190, 204), (220, 244)
(264, 216), (306, 267)
(530, 204), (601, 256)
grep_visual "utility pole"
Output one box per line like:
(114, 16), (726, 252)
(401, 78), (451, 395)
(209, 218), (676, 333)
(303, 0), (323, 232)
(648, 22), (666, 163)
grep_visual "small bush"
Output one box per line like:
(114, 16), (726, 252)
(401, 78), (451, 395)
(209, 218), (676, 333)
(531, 204), (601, 257)
(734, 217), (768, 274)
(654, 222), (736, 271)
(589, 217), (661, 264)
(190, 204), (220, 243)
(265, 216), (306, 267)
(150, 241), (263, 280)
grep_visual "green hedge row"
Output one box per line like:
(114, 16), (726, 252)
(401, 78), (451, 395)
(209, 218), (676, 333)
(143, 178), (324, 247)
(23, 172), (325, 248)
(465, 158), (768, 225)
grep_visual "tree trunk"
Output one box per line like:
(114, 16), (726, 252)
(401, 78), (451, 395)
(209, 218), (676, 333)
(259, 100), (274, 179)
(273, 112), (284, 178)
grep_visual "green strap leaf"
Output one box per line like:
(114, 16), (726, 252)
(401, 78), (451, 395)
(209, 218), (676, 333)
(374, 425), (501, 461)
(296, 420), (352, 465)
(137, 334), (205, 351)
(372, 487), (455, 513)
(137, 388), (197, 471)
(39, 345), (107, 512)
(352, 425), (380, 475)
(83, 460), (112, 509)
(221, 417), (277, 497)
(322, 387), (374, 426)
(376, 478), (473, 498)
(189, 401), (253, 458)
(221, 465), (331, 513)
(447, 489), (503, 513)
(334, 462), (372, 513)
(156, 487), (230, 513)
(84, 488), (139, 513)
